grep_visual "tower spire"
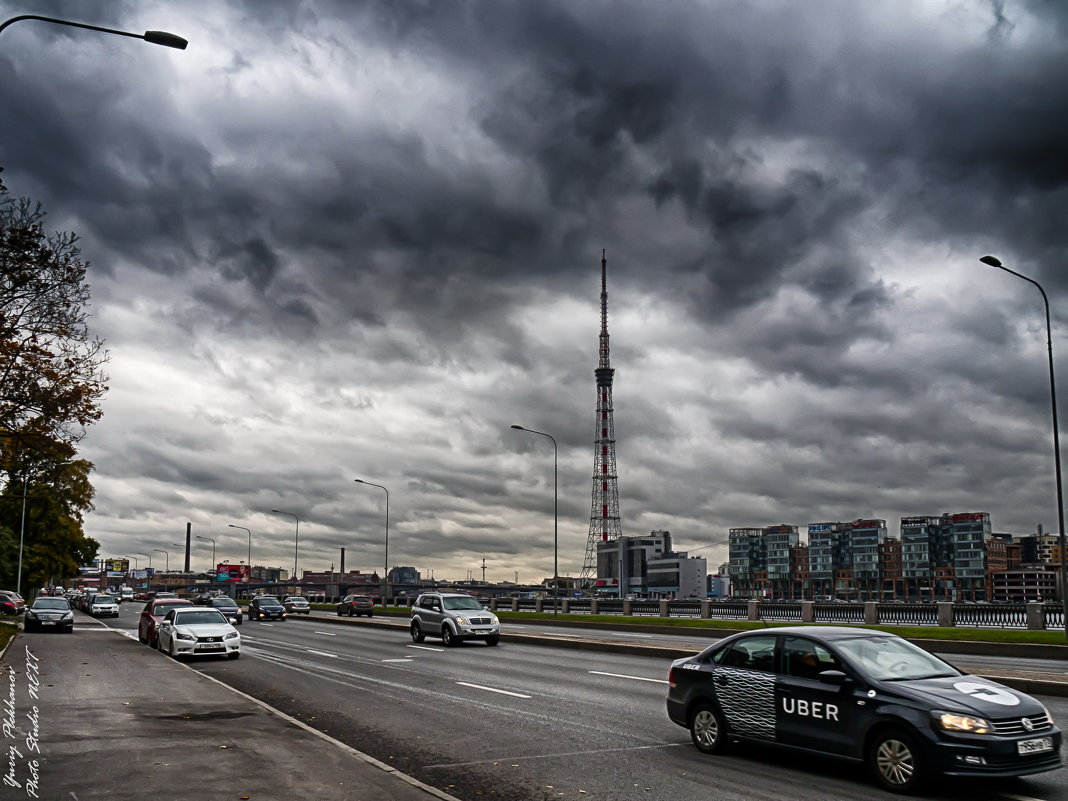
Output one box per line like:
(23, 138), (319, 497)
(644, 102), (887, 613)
(581, 250), (624, 584)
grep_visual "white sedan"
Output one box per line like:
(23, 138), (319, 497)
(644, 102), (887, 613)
(156, 607), (241, 660)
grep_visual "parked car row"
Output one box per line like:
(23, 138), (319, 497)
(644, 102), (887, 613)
(137, 597), (241, 660)
(0, 590), (25, 615)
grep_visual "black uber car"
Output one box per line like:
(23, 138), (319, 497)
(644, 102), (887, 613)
(667, 626), (1061, 793)
(247, 595), (286, 621)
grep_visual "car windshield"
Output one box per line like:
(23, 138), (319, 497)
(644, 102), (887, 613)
(443, 597), (483, 611)
(152, 602), (187, 615)
(31, 599), (69, 610)
(92, 596), (115, 603)
(834, 635), (961, 681)
(174, 611), (228, 626)
(210, 599), (237, 609)
(286, 597), (307, 603)
(257, 597), (280, 604)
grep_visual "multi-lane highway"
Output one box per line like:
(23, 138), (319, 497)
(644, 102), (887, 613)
(94, 604), (1068, 801)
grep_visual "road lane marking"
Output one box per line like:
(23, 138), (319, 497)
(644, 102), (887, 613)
(258, 623), (276, 627)
(407, 645), (444, 652)
(456, 681), (530, 699)
(305, 649), (339, 658)
(588, 670), (669, 684)
(424, 742), (685, 769)
(382, 658), (414, 663)
(314, 631), (338, 636)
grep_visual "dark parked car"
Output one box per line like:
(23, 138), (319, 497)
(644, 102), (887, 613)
(666, 626), (1062, 793)
(208, 596), (242, 625)
(336, 595), (375, 617)
(24, 597), (74, 632)
(248, 596), (286, 621)
(0, 590), (25, 614)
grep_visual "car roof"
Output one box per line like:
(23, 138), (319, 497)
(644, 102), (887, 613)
(726, 626), (902, 642)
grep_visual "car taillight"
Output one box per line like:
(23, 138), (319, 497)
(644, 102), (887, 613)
(668, 668), (676, 688)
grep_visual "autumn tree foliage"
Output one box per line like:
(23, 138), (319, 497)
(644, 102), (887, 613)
(0, 172), (107, 589)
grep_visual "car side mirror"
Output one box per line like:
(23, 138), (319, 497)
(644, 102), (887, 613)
(818, 670), (851, 685)
(229, 617), (238, 624)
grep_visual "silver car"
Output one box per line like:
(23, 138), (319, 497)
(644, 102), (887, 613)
(410, 592), (500, 647)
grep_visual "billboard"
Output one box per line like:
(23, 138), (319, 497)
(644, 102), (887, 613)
(215, 564), (250, 583)
(105, 559), (129, 572)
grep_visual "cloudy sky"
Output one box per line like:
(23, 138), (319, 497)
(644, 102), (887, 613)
(3, 0), (1067, 583)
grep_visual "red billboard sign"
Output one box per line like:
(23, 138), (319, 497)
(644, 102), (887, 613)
(215, 564), (250, 582)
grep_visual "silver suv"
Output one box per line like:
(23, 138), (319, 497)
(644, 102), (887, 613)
(410, 592), (500, 647)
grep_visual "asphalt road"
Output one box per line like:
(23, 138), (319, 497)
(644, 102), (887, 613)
(92, 603), (1068, 801)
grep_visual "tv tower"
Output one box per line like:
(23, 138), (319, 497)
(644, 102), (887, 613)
(581, 250), (624, 583)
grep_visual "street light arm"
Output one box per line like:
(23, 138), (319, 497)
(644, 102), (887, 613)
(355, 479), (390, 602)
(510, 424), (560, 614)
(0, 15), (188, 48)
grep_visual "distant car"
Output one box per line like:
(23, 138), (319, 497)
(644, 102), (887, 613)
(0, 596), (21, 616)
(337, 595), (375, 618)
(118, 589), (135, 602)
(0, 591), (25, 613)
(410, 592), (500, 647)
(87, 594), (120, 617)
(666, 625), (1063, 793)
(154, 592), (179, 599)
(208, 596), (242, 625)
(283, 596), (311, 615)
(138, 599), (196, 647)
(247, 596), (286, 621)
(24, 597), (74, 632)
(155, 607), (241, 660)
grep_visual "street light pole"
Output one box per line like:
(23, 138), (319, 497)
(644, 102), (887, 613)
(0, 15), (188, 49)
(980, 255), (1068, 640)
(511, 425), (559, 615)
(152, 549), (169, 573)
(195, 535), (216, 573)
(354, 480), (390, 606)
(16, 477), (27, 597)
(228, 525), (252, 586)
(271, 510), (300, 581)
(134, 552), (151, 570)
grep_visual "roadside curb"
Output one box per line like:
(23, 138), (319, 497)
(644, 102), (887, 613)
(0, 619), (20, 663)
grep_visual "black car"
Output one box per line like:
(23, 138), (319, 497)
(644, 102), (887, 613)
(24, 597), (74, 632)
(208, 596), (242, 625)
(336, 594), (375, 618)
(666, 626), (1061, 793)
(247, 595), (286, 621)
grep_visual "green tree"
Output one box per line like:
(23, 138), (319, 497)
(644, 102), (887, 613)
(0, 170), (109, 455)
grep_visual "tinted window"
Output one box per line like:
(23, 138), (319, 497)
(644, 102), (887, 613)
(713, 635), (777, 672)
(256, 597), (280, 604)
(443, 597), (482, 611)
(782, 637), (841, 680)
(31, 599), (69, 610)
(210, 599), (238, 609)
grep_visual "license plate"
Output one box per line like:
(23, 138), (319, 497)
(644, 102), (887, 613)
(195, 645), (224, 651)
(42, 621), (55, 626)
(1018, 737), (1053, 755)
(472, 629), (490, 634)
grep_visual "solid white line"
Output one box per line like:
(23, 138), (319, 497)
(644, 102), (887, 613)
(407, 645), (444, 652)
(589, 670), (669, 684)
(259, 623), (275, 627)
(313, 631), (338, 636)
(455, 681), (531, 699)
(382, 658), (414, 663)
(305, 649), (339, 658)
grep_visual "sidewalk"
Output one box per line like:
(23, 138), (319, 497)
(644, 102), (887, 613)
(0, 625), (459, 801)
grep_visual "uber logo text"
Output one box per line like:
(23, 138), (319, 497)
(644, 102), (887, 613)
(781, 697), (839, 721)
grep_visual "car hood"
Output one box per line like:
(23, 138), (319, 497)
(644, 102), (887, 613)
(884, 675), (1047, 718)
(256, 604), (284, 610)
(175, 624), (238, 636)
(28, 608), (69, 616)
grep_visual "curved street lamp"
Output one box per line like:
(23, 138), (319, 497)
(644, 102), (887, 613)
(980, 255), (1067, 639)
(354, 480), (390, 605)
(134, 552), (152, 570)
(195, 535), (216, 574)
(228, 525), (252, 585)
(511, 424), (559, 615)
(0, 15), (187, 48)
(152, 549), (169, 573)
(271, 510), (300, 581)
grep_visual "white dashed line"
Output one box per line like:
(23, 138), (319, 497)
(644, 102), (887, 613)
(314, 631), (338, 636)
(382, 658), (415, 663)
(456, 681), (531, 699)
(589, 670), (669, 684)
(406, 645), (444, 652)
(305, 649), (339, 658)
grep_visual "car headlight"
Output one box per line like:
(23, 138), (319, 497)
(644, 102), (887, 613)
(455, 616), (469, 625)
(224, 632), (239, 640)
(936, 711), (990, 734)
(61, 612), (73, 620)
(175, 632), (196, 641)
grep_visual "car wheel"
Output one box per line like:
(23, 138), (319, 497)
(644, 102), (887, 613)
(336, 608), (343, 617)
(348, 608), (354, 617)
(868, 728), (926, 794)
(442, 625), (457, 647)
(485, 635), (500, 647)
(411, 621), (425, 643)
(689, 703), (729, 755)
(227, 652), (240, 660)
(367, 612), (373, 618)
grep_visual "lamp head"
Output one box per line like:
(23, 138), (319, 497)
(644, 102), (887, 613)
(143, 30), (188, 49)
(354, 479), (364, 484)
(510, 424), (524, 430)
(979, 255), (1003, 267)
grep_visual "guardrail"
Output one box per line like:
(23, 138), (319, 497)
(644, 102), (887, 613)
(483, 598), (1065, 630)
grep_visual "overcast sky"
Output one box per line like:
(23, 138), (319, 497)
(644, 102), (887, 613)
(3, 0), (1067, 583)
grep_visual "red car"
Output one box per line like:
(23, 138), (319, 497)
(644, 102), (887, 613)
(138, 599), (194, 646)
